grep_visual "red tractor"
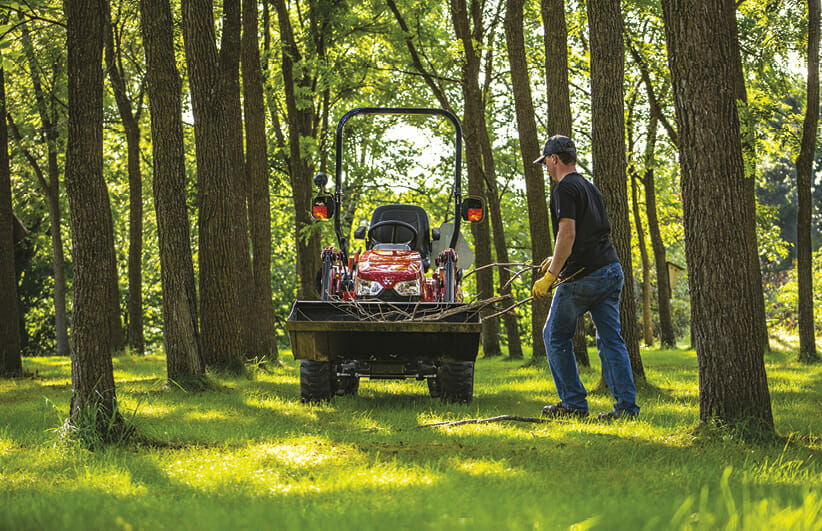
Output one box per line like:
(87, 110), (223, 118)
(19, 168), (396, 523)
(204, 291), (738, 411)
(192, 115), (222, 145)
(286, 108), (485, 403)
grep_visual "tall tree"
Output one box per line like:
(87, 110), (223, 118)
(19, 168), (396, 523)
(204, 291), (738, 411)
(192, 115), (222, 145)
(0, 67), (23, 377)
(221, 0), (259, 359)
(272, 0), (322, 301)
(539, 0), (589, 365)
(182, 0), (242, 369)
(661, 0), (773, 430)
(140, 0), (205, 381)
(17, 22), (70, 357)
(627, 92), (655, 347)
(625, 34), (677, 348)
(724, 0), (769, 353)
(105, 3), (145, 355)
(242, 0), (278, 358)
(64, 0), (121, 431)
(587, 0), (645, 380)
(541, 0), (572, 136)
(506, 0), (553, 360)
(451, 0), (516, 358)
(796, 0), (820, 363)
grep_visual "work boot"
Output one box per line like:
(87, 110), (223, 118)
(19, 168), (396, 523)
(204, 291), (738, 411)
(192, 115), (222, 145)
(596, 409), (638, 421)
(541, 402), (588, 418)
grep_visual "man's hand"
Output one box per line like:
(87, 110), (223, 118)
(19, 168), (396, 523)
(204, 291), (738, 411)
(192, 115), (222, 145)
(539, 256), (553, 274)
(532, 270), (558, 299)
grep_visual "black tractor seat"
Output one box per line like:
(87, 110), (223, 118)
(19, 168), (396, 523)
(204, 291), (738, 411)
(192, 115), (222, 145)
(368, 204), (432, 269)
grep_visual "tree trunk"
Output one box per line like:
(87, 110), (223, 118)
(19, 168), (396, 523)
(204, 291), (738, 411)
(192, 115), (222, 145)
(243, 0), (278, 359)
(221, 0), (259, 359)
(141, 0), (205, 381)
(587, 0), (645, 380)
(630, 169), (653, 346)
(724, 0), (770, 353)
(64, 0), (120, 428)
(797, 0), (820, 362)
(505, 0), (553, 361)
(642, 165), (676, 348)
(105, 11), (144, 355)
(626, 34), (677, 348)
(19, 23), (70, 357)
(541, 0), (573, 136)
(450, 0), (501, 357)
(661, 0), (773, 430)
(273, 0), (321, 301)
(572, 316), (590, 367)
(0, 68), (23, 377)
(541, 0), (590, 364)
(182, 0), (242, 370)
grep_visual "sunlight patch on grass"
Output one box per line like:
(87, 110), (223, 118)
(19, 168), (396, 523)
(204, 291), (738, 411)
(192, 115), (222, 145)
(451, 457), (519, 478)
(255, 438), (364, 470)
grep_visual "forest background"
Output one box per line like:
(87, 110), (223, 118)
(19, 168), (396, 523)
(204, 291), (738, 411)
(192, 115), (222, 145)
(0, 0), (821, 428)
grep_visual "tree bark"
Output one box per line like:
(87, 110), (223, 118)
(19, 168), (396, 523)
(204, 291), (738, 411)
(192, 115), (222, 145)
(724, 0), (769, 353)
(105, 9), (145, 355)
(572, 316), (590, 367)
(0, 68), (23, 377)
(541, 0), (572, 137)
(587, 0), (645, 380)
(661, 0), (773, 430)
(627, 100), (654, 347)
(182, 0), (242, 370)
(626, 35), (677, 347)
(141, 0), (205, 381)
(796, 0), (820, 362)
(64, 0), (120, 427)
(19, 23), (70, 357)
(505, 0), (551, 361)
(273, 0), (321, 301)
(630, 169), (653, 347)
(243, 0), (278, 359)
(450, 0), (502, 357)
(221, 0), (259, 359)
(540, 0), (590, 364)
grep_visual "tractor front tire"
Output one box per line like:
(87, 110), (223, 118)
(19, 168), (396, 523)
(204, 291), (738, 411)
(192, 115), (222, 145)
(427, 376), (441, 398)
(438, 361), (474, 403)
(334, 369), (360, 396)
(300, 360), (334, 403)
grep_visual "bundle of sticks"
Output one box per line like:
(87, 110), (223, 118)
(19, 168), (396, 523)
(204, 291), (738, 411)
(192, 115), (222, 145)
(305, 261), (575, 323)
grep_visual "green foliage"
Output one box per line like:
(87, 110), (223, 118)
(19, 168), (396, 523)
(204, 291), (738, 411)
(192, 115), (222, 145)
(1, 348), (821, 529)
(765, 248), (822, 332)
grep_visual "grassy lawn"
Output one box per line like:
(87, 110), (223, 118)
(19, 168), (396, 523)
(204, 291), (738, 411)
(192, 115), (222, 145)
(1, 344), (821, 530)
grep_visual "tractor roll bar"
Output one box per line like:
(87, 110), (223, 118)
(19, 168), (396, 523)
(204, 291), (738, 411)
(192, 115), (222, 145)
(334, 107), (464, 252)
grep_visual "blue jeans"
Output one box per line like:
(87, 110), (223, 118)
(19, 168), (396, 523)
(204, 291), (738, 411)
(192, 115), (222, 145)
(542, 262), (639, 415)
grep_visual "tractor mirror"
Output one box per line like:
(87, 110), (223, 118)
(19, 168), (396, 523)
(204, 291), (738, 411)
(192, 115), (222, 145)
(461, 196), (485, 222)
(313, 172), (329, 192)
(311, 195), (335, 220)
(431, 227), (441, 241)
(354, 226), (366, 239)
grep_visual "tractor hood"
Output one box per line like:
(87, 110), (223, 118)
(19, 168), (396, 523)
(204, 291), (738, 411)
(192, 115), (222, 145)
(356, 249), (421, 288)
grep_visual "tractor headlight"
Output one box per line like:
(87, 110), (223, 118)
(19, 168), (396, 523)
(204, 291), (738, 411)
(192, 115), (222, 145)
(393, 279), (421, 297)
(356, 278), (383, 297)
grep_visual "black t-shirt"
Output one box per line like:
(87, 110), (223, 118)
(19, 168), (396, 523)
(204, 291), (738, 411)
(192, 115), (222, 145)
(549, 172), (620, 280)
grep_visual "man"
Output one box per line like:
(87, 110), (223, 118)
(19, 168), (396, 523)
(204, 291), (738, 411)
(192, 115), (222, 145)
(532, 135), (639, 420)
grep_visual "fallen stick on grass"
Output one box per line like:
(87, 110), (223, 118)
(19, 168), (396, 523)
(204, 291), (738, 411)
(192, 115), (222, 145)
(417, 415), (550, 428)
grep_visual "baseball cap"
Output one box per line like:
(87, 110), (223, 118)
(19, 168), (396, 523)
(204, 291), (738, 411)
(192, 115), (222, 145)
(532, 135), (577, 164)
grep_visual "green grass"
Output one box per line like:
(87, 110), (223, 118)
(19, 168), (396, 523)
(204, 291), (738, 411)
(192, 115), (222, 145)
(1, 344), (821, 530)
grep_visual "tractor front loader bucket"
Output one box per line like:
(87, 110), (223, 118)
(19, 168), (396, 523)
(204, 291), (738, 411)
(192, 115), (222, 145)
(286, 301), (482, 363)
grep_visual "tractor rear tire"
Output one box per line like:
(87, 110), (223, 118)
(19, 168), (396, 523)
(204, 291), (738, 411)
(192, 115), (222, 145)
(438, 361), (474, 403)
(300, 360), (334, 403)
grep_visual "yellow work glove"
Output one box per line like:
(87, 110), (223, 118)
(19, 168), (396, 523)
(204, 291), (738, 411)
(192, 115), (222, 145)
(532, 270), (558, 299)
(539, 256), (553, 274)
